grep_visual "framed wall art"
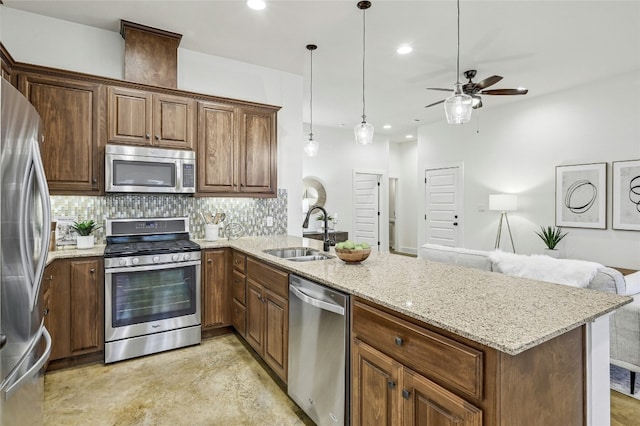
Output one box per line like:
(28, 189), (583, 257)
(612, 159), (640, 231)
(555, 162), (607, 229)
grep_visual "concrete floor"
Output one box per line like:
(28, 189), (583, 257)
(44, 334), (313, 425)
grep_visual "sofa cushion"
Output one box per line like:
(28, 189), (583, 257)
(418, 244), (492, 271)
(622, 271), (640, 295)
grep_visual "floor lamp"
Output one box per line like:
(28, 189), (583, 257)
(490, 194), (517, 253)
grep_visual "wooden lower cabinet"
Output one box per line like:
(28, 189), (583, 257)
(352, 338), (481, 426)
(44, 257), (104, 362)
(243, 257), (288, 383)
(352, 298), (586, 426)
(202, 249), (230, 329)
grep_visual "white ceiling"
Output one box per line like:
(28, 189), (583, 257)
(4, 1), (640, 142)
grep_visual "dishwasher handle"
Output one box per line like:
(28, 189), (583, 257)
(290, 284), (345, 316)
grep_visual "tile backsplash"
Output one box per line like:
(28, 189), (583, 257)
(50, 189), (288, 244)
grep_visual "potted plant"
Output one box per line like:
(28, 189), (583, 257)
(72, 220), (101, 249)
(535, 225), (567, 258)
(316, 213), (334, 231)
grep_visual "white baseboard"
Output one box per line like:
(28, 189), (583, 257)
(398, 246), (417, 255)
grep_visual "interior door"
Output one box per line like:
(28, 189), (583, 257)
(353, 173), (380, 250)
(424, 167), (461, 247)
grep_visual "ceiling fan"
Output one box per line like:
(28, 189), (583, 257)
(425, 70), (528, 109)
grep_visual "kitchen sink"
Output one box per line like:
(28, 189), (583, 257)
(263, 247), (334, 262)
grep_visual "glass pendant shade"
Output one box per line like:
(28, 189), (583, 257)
(303, 135), (319, 157)
(354, 120), (374, 145)
(444, 83), (473, 124)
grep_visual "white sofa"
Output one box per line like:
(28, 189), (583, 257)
(418, 243), (640, 393)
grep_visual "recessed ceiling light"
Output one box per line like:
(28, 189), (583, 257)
(247, 0), (266, 10)
(383, 124), (392, 129)
(397, 45), (413, 55)
(405, 134), (413, 139)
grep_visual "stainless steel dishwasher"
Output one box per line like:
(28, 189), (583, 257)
(288, 274), (349, 425)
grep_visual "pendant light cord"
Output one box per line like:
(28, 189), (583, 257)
(456, 0), (461, 85)
(310, 48), (313, 137)
(361, 6), (366, 121)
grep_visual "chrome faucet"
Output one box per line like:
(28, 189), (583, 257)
(302, 205), (330, 252)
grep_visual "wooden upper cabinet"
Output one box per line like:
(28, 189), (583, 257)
(19, 74), (102, 194)
(239, 107), (277, 195)
(108, 86), (194, 150)
(197, 101), (236, 193)
(108, 86), (152, 145)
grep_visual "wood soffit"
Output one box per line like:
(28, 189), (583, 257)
(120, 20), (183, 45)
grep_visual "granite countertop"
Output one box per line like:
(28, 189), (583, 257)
(48, 235), (632, 356)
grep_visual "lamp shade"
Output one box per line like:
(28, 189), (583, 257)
(354, 121), (374, 145)
(489, 194), (518, 212)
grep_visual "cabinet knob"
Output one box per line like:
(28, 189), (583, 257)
(387, 380), (396, 390)
(92, 177), (97, 184)
(235, 279), (240, 285)
(155, 135), (160, 140)
(257, 294), (262, 301)
(44, 275), (53, 281)
(207, 258), (212, 263)
(90, 269), (95, 273)
(394, 336), (404, 346)
(43, 308), (49, 316)
(145, 134), (150, 139)
(402, 389), (411, 400)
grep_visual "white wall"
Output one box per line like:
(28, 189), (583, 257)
(302, 125), (390, 248)
(390, 141), (418, 254)
(417, 70), (640, 269)
(1, 6), (304, 236)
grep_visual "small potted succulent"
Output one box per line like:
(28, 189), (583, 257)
(316, 213), (334, 231)
(535, 225), (568, 258)
(72, 220), (101, 249)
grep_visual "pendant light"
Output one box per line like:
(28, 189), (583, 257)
(444, 0), (473, 124)
(354, 1), (374, 145)
(304, 44), (319, 157)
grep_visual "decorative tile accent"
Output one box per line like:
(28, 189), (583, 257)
(50, 189), (288, 243)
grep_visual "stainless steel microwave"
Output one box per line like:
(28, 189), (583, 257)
(105, 144), (196, 194)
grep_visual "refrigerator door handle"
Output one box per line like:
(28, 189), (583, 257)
(3, 327), (51, 400)
(18, 150), (36, 290)
(29, 140), (52, 310)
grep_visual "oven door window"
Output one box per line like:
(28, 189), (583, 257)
(113, 160), (175, 188)
(111, 265), (196, 327)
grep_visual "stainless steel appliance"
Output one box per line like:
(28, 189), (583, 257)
(288, 275), (349, 425)
(0, 79), (52, 424)
(104, 217), (201, 363)
(105, 144), (196, 194)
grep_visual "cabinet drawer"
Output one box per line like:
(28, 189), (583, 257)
(352, 300), (483, 400)
(232, 251), (246, 273)
(232, 269), (246, 304)
(232, 299), (246, 336)
(246, 257), (288, 298)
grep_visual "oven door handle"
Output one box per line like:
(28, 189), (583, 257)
(105, 259), (202, 274)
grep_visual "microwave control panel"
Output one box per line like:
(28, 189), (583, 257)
(183, 164), (195, 188)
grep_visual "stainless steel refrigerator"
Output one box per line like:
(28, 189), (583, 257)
(0, 78), (52, 424)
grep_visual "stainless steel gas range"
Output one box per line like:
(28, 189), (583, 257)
(103, 217), (201, 364)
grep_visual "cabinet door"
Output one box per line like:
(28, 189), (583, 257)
(402, 368), (482, 426)
(263, 289), (288, 382)
(19, 74), (102, 194)
(108, 86), (152, 145)
(238, 107), (276, 195)
(245, 280), (264, 354)
(153, 93), (195, 150)
(43, 261), (71, 361)
(69, 259), (103, 355)
(197, 101), (237, 193)
(352, 338), (402, 426)
(202, 249), (229, 328)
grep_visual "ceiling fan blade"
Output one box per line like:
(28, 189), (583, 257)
(481, 88), (529, 95)
(475, 75), (503, 90)
(424, 99), (445, 108)
(426, 88), (452, 92)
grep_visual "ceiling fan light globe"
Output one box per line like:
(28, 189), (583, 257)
(354, 121), (374, 145)
(303, 137), (319, 157)
(444, 88), (473, 124)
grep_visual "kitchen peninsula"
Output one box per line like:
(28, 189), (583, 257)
(47, 235), (630, 425)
